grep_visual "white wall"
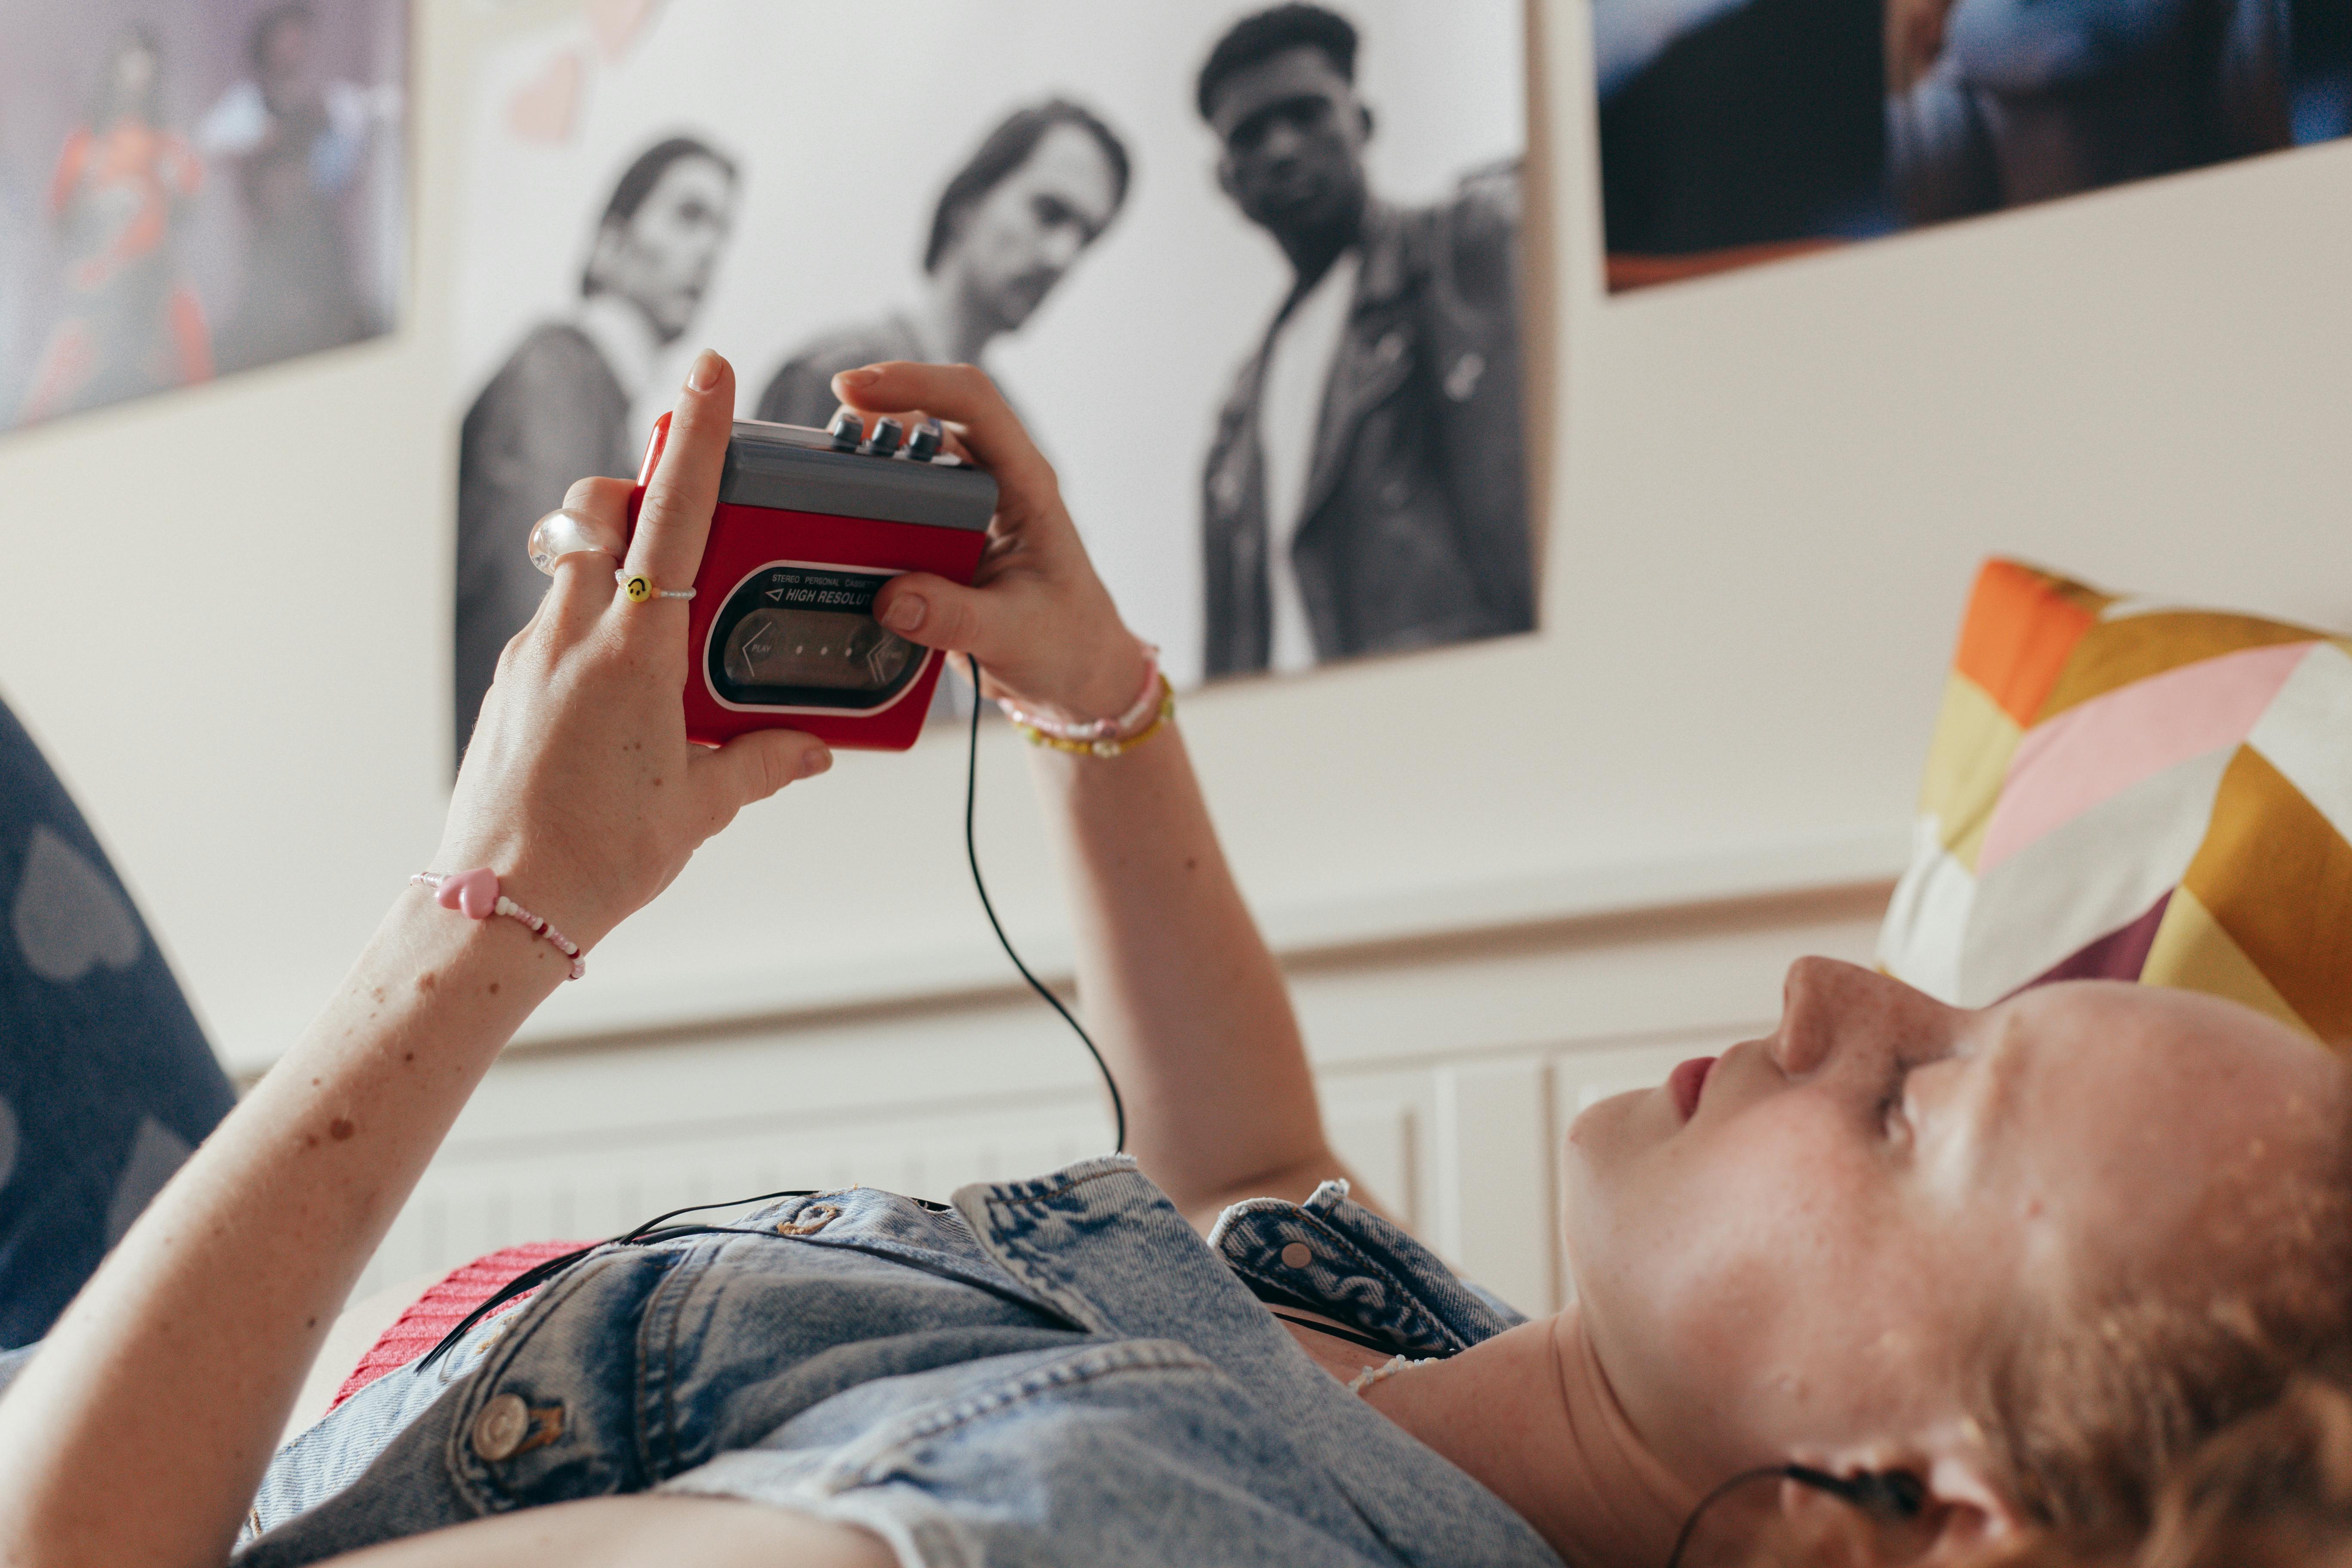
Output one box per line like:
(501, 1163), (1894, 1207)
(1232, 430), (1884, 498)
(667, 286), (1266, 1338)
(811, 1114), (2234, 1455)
(0, 0), (2346, 1088)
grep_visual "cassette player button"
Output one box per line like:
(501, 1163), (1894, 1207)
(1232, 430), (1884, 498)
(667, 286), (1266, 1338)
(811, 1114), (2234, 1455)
(905, 418), (942, 462)
(865, 416), (902, 458)
(827, 411), (863, 451)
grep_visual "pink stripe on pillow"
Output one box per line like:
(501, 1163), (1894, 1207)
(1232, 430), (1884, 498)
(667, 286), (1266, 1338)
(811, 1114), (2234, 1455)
(1978, 641), (2314, 874)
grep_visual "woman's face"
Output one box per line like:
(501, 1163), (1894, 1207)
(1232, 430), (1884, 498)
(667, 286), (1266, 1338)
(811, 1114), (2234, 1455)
(1565, 958), (2340, 1488)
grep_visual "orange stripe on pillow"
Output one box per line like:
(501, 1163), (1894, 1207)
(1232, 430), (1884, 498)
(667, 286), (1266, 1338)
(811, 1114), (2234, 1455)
(2182, 747), (2352, 1049)
(2040, 613), (2319, 725)
(2142, 885), (2315, 1040)
(1953, 561), (2101, 727)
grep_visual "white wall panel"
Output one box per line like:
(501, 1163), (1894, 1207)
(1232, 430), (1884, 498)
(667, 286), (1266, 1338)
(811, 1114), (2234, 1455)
(1432, 1059), (1557, 1314)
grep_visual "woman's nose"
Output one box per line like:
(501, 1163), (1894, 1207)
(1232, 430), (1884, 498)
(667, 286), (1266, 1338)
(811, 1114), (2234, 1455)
(1770, 957), (1841, 1077)
(1769, 956), (1961, 1080)
(1769, 956), (1915, 1077)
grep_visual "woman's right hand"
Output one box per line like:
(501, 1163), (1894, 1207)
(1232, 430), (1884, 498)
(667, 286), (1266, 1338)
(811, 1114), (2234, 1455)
(440, 349), (833, 953)
(835, 362), (1153, 729)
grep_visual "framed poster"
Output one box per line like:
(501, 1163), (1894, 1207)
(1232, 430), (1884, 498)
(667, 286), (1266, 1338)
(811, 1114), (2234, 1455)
(0, 0), (409, 426)
(1591, 0), (2351, 289)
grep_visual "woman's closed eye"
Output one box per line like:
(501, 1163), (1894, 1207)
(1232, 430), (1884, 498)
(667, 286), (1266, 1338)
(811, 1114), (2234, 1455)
(1879, 1064), (1919, 1145)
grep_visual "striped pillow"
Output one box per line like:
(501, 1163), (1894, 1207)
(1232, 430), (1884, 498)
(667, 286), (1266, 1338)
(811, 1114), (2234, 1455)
(1877, 560), (2352, 1045)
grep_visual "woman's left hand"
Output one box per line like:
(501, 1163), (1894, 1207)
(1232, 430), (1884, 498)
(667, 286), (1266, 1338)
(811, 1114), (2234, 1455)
(435, 350), (832, 951)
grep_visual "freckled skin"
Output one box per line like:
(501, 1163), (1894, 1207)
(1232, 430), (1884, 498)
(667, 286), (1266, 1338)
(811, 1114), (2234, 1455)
(328, 1119), (354, 1141)
(1564, 961), (2344, 1489)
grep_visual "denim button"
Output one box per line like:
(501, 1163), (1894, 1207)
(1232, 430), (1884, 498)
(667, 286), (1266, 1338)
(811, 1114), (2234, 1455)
(471, 1393), (529, 1461)
(1280, 1242), (1314, 1269)
(775, 1202), (839, 1237)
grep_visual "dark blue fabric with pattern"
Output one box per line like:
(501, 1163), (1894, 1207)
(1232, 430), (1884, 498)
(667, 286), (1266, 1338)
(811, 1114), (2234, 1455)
(0, 693), (235, 1347)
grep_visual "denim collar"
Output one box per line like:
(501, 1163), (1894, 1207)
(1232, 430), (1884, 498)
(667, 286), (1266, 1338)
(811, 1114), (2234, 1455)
(1211, 1177), (1527, 1354)
(954, 1157), (1563, 1568)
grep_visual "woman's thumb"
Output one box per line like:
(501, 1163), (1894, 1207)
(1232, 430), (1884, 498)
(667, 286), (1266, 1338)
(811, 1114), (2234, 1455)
(697, 728), (832, 817)
(874, 573), (995, 655)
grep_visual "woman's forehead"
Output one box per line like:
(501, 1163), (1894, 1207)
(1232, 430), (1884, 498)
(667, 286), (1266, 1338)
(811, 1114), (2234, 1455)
(1976, 983), (2343, 1257)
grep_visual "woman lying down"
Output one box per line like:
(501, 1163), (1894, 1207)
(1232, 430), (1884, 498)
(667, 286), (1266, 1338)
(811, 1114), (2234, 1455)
(2, 355), (2346, 1568)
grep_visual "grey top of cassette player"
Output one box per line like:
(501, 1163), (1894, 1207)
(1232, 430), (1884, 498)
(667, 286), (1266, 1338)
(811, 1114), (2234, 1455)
(718, 419), (997, 531)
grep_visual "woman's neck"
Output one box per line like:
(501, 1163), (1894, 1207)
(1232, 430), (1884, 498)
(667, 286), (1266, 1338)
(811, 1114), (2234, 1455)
(1362, 1308), (1694, 1568)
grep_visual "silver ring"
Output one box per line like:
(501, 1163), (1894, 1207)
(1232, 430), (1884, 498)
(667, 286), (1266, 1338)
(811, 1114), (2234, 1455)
(528, 508), (626, 575)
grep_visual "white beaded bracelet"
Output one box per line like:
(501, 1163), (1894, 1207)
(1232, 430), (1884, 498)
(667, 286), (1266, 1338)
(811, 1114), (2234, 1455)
(1347, 1353), (1433, 1396)
(995, 642), (1162, 744)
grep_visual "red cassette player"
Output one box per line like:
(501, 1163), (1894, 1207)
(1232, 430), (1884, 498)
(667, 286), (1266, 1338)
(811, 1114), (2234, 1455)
(626, 411), (997, 751)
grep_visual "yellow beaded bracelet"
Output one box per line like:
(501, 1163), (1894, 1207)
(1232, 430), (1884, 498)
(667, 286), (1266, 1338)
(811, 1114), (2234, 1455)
(1011, 677), (1176, 757)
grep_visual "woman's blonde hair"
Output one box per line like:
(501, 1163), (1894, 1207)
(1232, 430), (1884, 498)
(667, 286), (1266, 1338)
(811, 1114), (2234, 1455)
(1978, 1368), (2352, 1568)
(1970, 1078), (2352, 1542)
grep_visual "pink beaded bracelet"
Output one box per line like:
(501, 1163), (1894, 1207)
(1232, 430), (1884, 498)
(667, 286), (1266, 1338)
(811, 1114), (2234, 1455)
(410, 868), (585, 981)
(994, 642), (1163, 745)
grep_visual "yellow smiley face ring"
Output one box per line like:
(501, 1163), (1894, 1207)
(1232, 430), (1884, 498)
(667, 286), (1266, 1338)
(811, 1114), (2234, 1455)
(616, 570), (695, 603)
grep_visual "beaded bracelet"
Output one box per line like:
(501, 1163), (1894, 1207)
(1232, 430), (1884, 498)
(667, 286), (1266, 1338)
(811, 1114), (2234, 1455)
(995, 643), (1163, 745)
(410, 868), (586, 980)
(1348, 1353), (1434, 1396)
(1009, 677), (1176, 758)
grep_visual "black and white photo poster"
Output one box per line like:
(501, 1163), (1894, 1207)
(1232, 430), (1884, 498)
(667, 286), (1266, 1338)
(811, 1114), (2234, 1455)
(452, 0), (1531, 758)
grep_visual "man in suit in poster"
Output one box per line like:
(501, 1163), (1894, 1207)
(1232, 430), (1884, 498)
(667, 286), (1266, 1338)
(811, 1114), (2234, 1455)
(452, 135), (738, 764)
(1196, 3), (1534, 678)
(753, 98), (1130, 428)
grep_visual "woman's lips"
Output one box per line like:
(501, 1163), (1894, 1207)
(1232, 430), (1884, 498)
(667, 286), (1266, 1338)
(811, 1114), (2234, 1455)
(1668, 1056), (1717, 1122)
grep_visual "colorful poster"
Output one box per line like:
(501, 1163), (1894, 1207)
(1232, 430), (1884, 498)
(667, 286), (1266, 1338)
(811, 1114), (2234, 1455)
(1593, 0), (2350, 289)
(0, 0), (408, 426)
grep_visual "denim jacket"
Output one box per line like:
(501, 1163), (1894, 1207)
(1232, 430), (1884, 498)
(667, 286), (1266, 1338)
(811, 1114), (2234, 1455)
(233, 1155), (1564, 1567)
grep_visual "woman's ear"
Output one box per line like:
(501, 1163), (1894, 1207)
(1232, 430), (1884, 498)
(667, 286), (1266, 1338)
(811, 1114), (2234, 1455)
(1776, 1453), (2023, 1568)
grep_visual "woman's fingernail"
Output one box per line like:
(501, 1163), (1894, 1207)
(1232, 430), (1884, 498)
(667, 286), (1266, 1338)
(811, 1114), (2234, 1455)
(881, 594), (925, 632)
(685, 349), (722, 392)
(801, 747), (834, 778)
(836, 366), (880, 390)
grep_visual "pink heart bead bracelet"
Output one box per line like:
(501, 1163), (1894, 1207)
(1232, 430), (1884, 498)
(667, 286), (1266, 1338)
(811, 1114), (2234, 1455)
(410, 868), (585, 980)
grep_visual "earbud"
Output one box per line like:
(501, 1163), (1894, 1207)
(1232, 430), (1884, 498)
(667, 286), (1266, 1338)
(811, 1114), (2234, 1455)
(1783, 1465), (1927, 1520)
(1666, 1464), (1927, 1568)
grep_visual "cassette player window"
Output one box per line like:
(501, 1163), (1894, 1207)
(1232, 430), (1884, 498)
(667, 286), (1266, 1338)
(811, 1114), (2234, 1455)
(708, 564), (925, 711)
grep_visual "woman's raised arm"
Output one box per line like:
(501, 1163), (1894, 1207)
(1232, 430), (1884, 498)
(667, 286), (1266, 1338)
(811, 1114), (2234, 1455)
(0, 354), (832, 1568)
(843, 363), (1374, 1231)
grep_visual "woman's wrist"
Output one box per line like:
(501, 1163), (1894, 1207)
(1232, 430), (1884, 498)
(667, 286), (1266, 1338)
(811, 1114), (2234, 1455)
(386, 881), (582, 997)
(997, 630), (1155, 736)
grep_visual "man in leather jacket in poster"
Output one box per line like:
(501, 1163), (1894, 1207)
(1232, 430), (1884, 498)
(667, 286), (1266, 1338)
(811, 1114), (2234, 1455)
(1197, 3), (1535, 678)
